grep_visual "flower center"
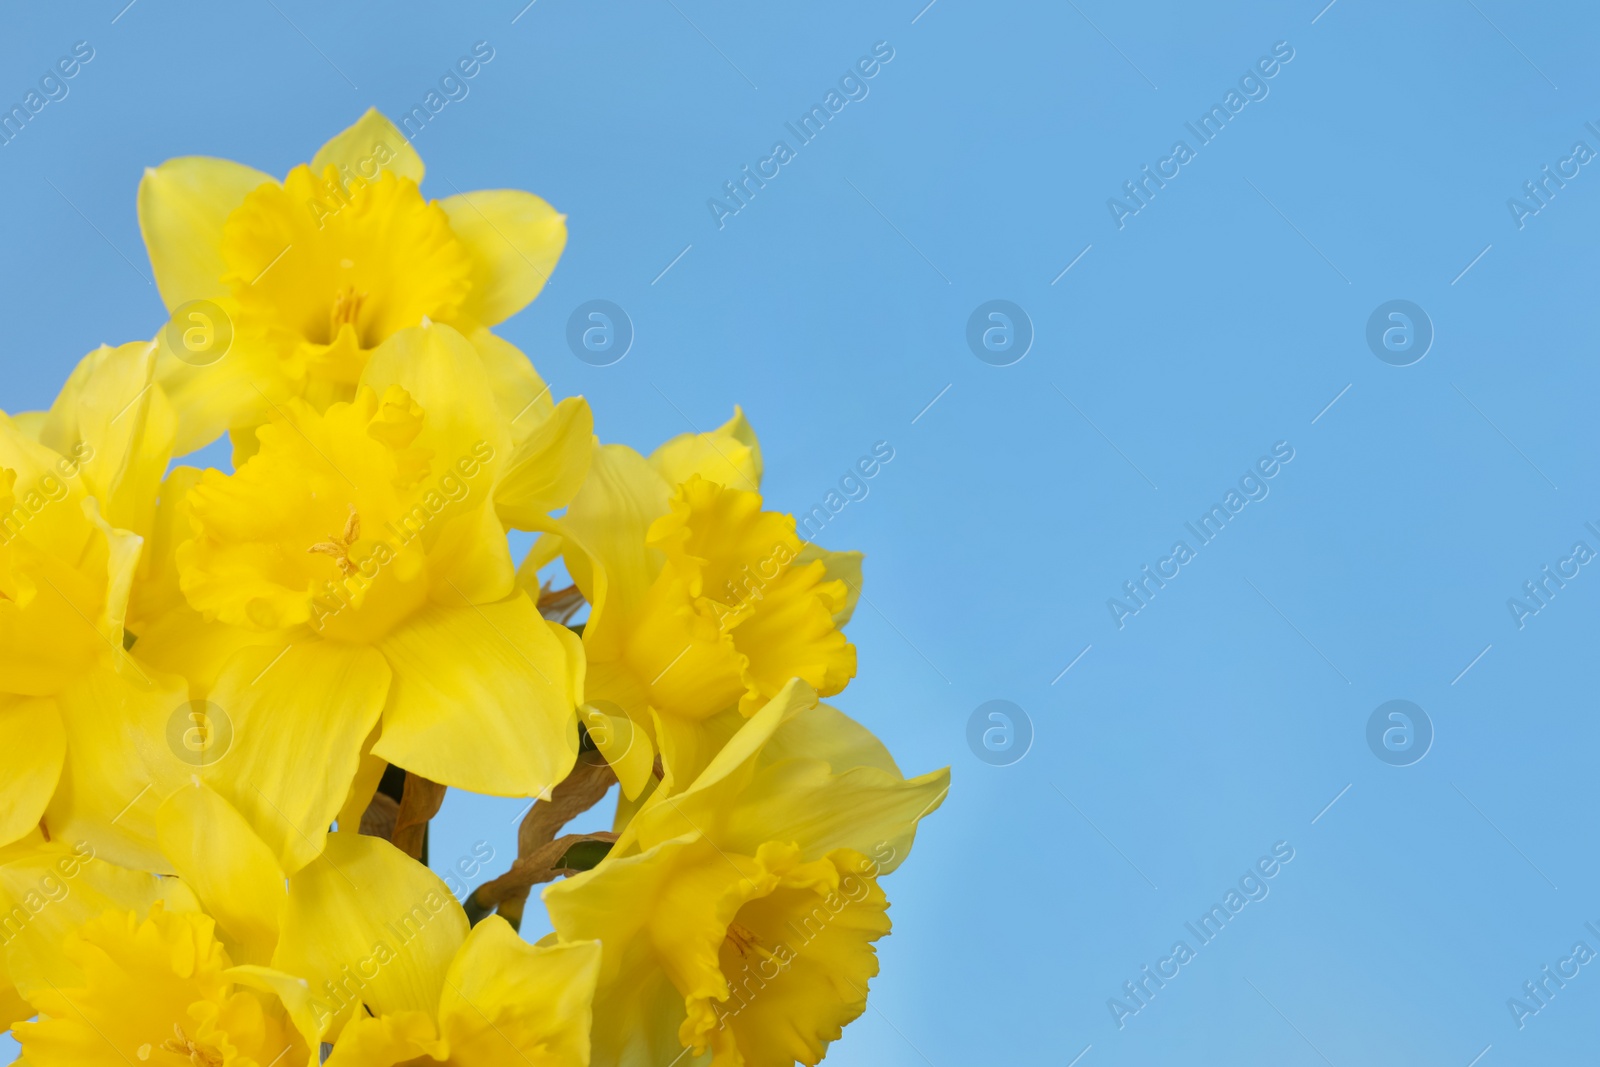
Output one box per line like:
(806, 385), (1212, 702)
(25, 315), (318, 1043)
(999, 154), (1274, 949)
(724, 920), (762, 959)
(329, 284), (368, 339)
(15, 905), (303, 1067)
(177, 387), (438, 640)
(157, 1023), (225, 1066)
(308, 505), (362, 576)
(220, 165), (474, 373)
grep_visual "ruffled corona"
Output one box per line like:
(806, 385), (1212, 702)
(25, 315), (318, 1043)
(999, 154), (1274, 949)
(13, 904), (306, 1067)
(541, 413), (863, 794)
(545, 682), (949, 1067)
(141, 323), (590, 873)
(138, 109), (567, 453)
(178, 385), (439, 641)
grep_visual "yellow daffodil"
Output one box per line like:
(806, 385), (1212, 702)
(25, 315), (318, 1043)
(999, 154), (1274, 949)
(544, 680), (948, 1067)
(4, 783), (601, 1066)
(138, 109), (567, 454)
(0, 342), (195, 872)
(0, 827), (52, 1032)
(124, 322), (590, 875)
(158, 783), (600, 1066)
(272, 832), (600, 1067)
(4, 106), (950, 1067)
(0, 830), (304, 1067)
(522, 411), (864, 797)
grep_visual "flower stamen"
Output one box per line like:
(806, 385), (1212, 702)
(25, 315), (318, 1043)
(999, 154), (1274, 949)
(329, 285), (367, 338)
(725, 920), (761, 959)
(308, 505), (362, 576)
(159, 1023), (224, 1067)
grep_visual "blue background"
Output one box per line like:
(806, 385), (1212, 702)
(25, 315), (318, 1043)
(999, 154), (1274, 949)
(3, 1), (1599, 1064)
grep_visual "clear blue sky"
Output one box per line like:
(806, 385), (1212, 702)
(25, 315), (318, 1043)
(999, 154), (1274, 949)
(4, 1), (1600, 1064)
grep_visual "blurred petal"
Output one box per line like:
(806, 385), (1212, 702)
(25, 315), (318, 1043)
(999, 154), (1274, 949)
(324, 1010), (444, 1067)
(494, 396), (594, 532)
(311, 109), (423, 184)
(334, 730), (387, 833)
(153, 324), (287, 457)
(794, 544), (862, 626)
(361, 323), (510, 502)
(0, 696), (63, 849)
(0, 842), (197, 1000)
(558, 444), (671, 656)
(138, 156), (274, 308)
(649, 406), (762, 492)
(468, 328), (553, 444)
(36, 341), (176, 539)
(439, 190), (566, 326)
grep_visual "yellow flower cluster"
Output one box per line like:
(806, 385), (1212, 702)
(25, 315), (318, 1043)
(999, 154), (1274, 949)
(0, 111), (947, 1067)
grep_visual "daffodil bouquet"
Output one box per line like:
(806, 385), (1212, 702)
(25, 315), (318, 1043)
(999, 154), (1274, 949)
(0, 111), (947, 1067)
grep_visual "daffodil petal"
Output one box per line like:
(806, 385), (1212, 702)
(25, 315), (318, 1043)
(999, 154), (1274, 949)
(582, 702), (654, 801)
(765, 701), (903, 776)
(627, 683), (950, 874)
(361, 322), (509, 500)
(324, 1009), (444, 1067)
(795, 544), (863, 626)
(0, 841), (198, 1000)
(155, 780), (284, 966)
(468, 328), (553, 442)
(227, 962), (342, 1057)
(45, 664), (191, 874)
(649, 405), (763, 492)
(426, 501), (516, 606)
(36, 341), (176, 538)
(0, 978), (29, 1032)
(201, 642), (391, 874)
(373, 598), (576, 797)
(310, 108), (423, 185)
(0, 696), (64, 849)
(544, 834), (728, 1067)
(494, 395), (594, 531)
(437, 918), (600, 1067)
(0, 416), (129, 696)
(439, 189), (566, 327)
(335, 729), (387, 834)
(153, 324), (289, 457)
(559, 444), (671, 655)
(272, 832), (467, 1030)
(138, 155), (274, 308)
